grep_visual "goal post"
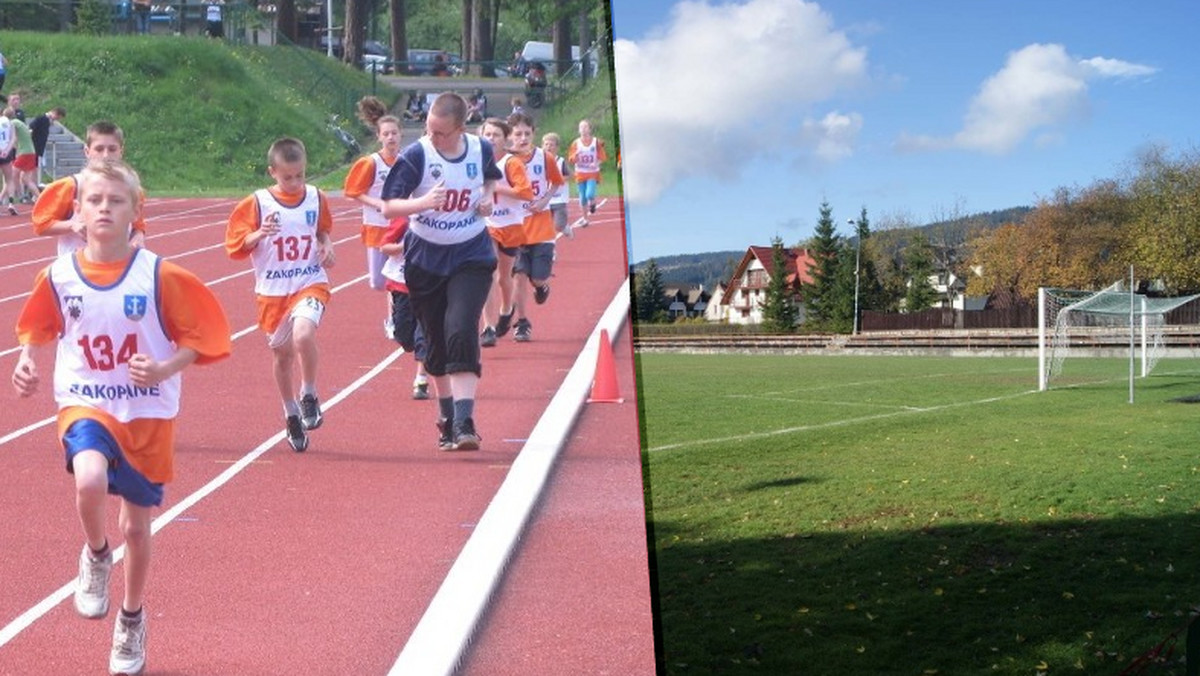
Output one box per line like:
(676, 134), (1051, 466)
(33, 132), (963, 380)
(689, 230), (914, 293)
(1037, 280), (1200, 398)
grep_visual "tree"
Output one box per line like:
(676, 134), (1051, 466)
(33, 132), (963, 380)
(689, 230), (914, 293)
(388, 0), (408, 75)
(277, 0), (297, 42)
(852, 208), (885, 323)
(799, 200), (841, 329)
(761, 237), (799, 333)
(824, 207), (878, 333)
(553, 0), (571, 78)
(904, 233), (938, 312)
(343, 0), (371, 70)
(965, 181), (1129, 300)
(634, 259), (666, 323)
(1124, 146), (1200, 293)
(72, 0), (110, 35)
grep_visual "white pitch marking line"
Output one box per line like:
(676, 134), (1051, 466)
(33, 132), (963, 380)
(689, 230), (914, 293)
(647, 389), (1040, 453)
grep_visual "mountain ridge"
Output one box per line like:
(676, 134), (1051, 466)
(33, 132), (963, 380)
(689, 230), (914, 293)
(633, 205), (1033, 290)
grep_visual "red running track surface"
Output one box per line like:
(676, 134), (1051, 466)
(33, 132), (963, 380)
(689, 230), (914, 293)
(0, 196), (655, 675)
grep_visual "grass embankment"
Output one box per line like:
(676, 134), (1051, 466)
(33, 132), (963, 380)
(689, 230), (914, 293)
(640, 353), (1200, 674)
(3, 31), (618, 198)
(3, 31), (384, 193)
(534, 70), (621, 197)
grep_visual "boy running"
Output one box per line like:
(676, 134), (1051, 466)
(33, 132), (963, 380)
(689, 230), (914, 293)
(508, 112), (562, 343)
(32, 120), (148, 254)
(378, 217), (430, 399)
(12, 160), (231, 675)
(224, 137), (336, 453)
(541, 132), (573, 239)
(477, 117), (533, 347)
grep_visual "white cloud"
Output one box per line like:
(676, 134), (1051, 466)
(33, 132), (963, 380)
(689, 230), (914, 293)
(1080, 56), (1157, 79)
(614, 0), (869, 204)
(896, 43), (1157, 155)
(802, 111), (863, 162)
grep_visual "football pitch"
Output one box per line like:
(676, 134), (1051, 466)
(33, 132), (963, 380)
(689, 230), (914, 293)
(637, 352), (1200, 675)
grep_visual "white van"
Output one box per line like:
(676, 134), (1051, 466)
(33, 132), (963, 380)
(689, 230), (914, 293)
(518, 41), (581, 76)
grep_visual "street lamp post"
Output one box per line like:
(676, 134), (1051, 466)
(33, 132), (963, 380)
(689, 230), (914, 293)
(847, 218), (861, 335)
(326, 0), (334, 58)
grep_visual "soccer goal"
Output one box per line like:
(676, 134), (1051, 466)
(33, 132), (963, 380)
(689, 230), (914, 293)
(1038, 279), (1200, 400)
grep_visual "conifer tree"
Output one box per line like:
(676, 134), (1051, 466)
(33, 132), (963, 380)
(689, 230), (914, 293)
(634, 259), (666, 323)
(904, 233), (939, 312)
(799, 200), (841, 328)
(761, 237), (798, 332)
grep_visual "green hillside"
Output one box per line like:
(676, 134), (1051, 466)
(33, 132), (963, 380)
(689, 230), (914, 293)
(4, 31), (384, 193)
(3, 31), (618, 196)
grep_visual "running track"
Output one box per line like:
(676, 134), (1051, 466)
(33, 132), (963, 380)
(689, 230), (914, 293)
(0, 196), (655, 675)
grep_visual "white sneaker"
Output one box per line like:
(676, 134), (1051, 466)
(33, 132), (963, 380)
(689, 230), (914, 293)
(110, 610), (147, 675)
(75, 544), (112, 619)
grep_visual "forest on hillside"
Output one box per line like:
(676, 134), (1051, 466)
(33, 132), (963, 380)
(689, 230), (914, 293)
(634, 205), (1034, 291)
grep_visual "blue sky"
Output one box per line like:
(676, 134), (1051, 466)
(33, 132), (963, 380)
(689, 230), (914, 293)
(609, 0), (1199, 263)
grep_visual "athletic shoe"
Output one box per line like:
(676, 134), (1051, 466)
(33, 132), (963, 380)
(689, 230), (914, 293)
(74, 544), (112, 619)
(589, 202), (596, 214)
(109, 609), (147, 675)
(534, 283), (550, 305)
(562, 222), (574, 239)
(452, 417), (481, 450)
(514, 318), (533, 342)
(412, 381), (430, 400)
(285, 415), (309, 452)
(299, 394), (323, 430)
(494, 311), (514, 338)
(480, 326), (497, 347)
(436, 417), (455, 451)
(6, 205), (17, 216)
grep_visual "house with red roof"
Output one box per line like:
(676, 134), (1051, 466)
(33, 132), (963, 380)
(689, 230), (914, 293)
(719, 245), (817, 325)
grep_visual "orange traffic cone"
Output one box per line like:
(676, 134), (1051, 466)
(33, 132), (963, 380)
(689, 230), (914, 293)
(587, 329), (623, 403)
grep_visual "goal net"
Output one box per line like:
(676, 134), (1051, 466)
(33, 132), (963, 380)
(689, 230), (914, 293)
(1038, 282), (1200, 395)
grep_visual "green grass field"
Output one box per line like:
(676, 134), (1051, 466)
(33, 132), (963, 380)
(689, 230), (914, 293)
(637, 352), (1200, 675)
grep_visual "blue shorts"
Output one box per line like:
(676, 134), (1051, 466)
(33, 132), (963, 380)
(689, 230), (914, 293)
(63, 419), (164, 507)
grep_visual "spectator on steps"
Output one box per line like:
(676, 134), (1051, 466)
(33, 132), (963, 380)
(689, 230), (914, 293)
(29, 106), (65, 187)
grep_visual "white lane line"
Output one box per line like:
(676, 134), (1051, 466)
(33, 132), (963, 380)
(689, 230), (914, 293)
(388, 278), (631, 676)
(0, 345), (405, 649)
(0, 272), (370, 448)
(0, 272), (372, 645)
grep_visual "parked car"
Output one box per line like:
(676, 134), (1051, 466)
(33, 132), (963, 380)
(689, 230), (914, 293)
(362, 40), (391, 73)
(404, 49), (462, 76)
(319, 37), (392, 73)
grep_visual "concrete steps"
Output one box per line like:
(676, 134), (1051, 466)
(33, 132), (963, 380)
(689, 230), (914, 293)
(41, 123), (85, 182)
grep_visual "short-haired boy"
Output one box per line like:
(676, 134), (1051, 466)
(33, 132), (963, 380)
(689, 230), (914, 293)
(12, 160), (232, 675)
(32, 120), (148, 254)
(224, 137), (336, 452)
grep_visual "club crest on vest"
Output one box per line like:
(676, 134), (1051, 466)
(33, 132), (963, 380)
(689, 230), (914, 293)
(124, 295), (148, 321)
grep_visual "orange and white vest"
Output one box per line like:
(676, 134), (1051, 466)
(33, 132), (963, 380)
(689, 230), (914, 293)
(361, 153), (391, 228)
(250, 186), (329, 296)
(408, 135), (487, 246)
(51, 249), (182, 421)
(573, 138), (600, 175)
(487, 154), (527, 230)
